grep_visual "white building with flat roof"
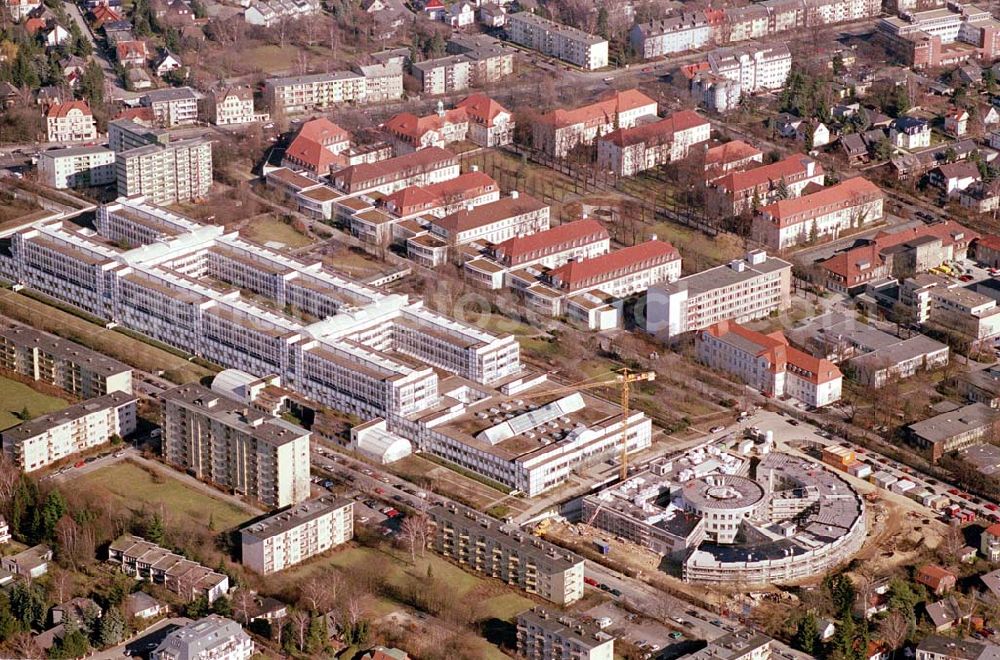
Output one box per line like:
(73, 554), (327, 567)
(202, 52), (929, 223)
(507, 12), (609, 69)
(517, 608), (615, 660)
(646, 251), (792, 338)
(1, 392), (136, 472)
(38, 146), (116, 189)
(241, 496), (353, 574)
(152, 615), (253, 660)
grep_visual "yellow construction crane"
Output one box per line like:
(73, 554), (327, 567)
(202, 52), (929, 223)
(519, 368), (655, 481)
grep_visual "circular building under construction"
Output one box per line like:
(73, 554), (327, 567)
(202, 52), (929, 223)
(581, 448), (868, 585)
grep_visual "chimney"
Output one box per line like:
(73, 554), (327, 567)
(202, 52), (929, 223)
(511, 190), (519, 199)
(467, 204), (474, 212)
(582, 211), (588, 219)
(650, 234), (657, 241)
(471, 164), (479, 172)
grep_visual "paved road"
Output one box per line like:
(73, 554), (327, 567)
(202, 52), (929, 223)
(62, 1), (137, 102)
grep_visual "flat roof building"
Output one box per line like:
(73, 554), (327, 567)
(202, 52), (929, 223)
(152, 615), (253, 660)
(907, 402), (998, 461)
(517, 608), (615, 660)
(240, 496), (353, 574)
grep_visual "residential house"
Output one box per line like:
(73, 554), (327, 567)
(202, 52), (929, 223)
(945, 108), (970, 137)
(479, 3), (505, 27)
(124, 592), (165, 619)
(46, 100), (97, 143)
(449, 1), (475, 27)
(2, 545), (51, 578)
(964, 181), (1000, 213)
(890, 116), (931, 150)
(916, 564), (957, 595)
(116, 40), (148, 68)
(925, 597), (969, 632)
(930, 161), (981, 195)
(209, 86), (262, 126)
(153, 50), (183, 77)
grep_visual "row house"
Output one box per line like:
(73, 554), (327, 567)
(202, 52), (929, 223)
(752, 177), (884, 250)
(533, 89), (658, 159)
(244, 0), (320, 26)
(708, 154), (825, 216)
(596, 110), (711, 177)
(108, 535), (230, 603)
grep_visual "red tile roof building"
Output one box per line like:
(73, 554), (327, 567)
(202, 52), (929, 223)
(916, 564), (957, 595)
(533, 89), (658, 158)
(545, 238), (681, 297)
(753, 177), (884, 250)
(819, 220), (979, 293)
(384, 95), (513, 152)
(116, 40), (147, 68)
(703, 140), (763, 179)
(697, 320), (843, 407)
(282, 118), (351, 176)
(709, 154), (825, 216)
(45, 100), (97, 143)
(975, 234), (1000, 268)
(330, 146), (460, 194)
(596, 110), (711, 177)
(427, 191), (549, 246)
(454, 94), (514, 148)
(380, 171), (500, 217)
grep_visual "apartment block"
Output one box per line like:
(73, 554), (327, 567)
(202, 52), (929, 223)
(708, 42), (792, 93)
(46, 101), (98, 143)
(240, 496), (353, 574)
(108, 535), (230, 603)
(152, 616), (253, 660)
(141, 87), (199, 127)
(685, 631), (773, 660)
(37, 146), (116, 189)
(446, 34), (515, 85)
(116, 137), (213, 205)
(412, 55), (471, 95)
(708, 154), (824, 216)
(1, 392), (136, 472)
(0, 327), (133, 397)
(264, 64), (403, 115)
(646, 250), (792, 338)
(428, 502), (585, 605)
(534, 89), (658, 159)
(752, 177), (885, 250)
(162, 384), (311, 509)
(596, 110), (711, 177)
(697, 320), (843, 407)
(507, 12), (609, 70)
(878, 4), (1000, 69)
(629, 12), (718, 59)
(901, 274), (1000, 344)
(517, 608), (615, 660)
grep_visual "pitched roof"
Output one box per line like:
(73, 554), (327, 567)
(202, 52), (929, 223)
(493, 218), (609, 265)
(434, 194), (546, 234)
(715, 155), (821, 194)
(46, 100), (92, 118)
(703, 320), (842, 384)
(978, 235), (1000, 253)
(704, 139), (762, 167)
(548, 239), (679, 290)
(455, 93), (509, 124)
(383, 108), (468, 141)
(935, 161), (981, 180)
(285, 118), (350, 173)
(114, 106), (155, 123)
(423, 171), (497, 199)
(116, 40), (147, 59)
(381, 185), (439, 216)
(332, 147), (457, 190)
(759, 177), (882, 227)
(917, 564), (956, 589)
(541, 89), (657, 129)
(601, 110), (707, 148)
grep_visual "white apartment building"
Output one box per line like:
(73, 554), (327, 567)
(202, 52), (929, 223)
(412, 55), (471, 95)
(240, 496), (353, 574)
(152, 616), (253, 660)
(517, 608), (615, 660)
(697, 320), (843, 407)
(507, 12), (609, 70)
(264, 65), (403, 115)
(46, 101), (98, 143)
(629, 12), (716, 59)
(0, 327), (132, 397)
(244, 0), (320, 25)
(428, 502), (586, 604)
(1, 392), (137, 472)
(901, 275), (1000, 343)
(646, 250), (792, 339)
(707, 42), (792, 93)
(534, 89), (658, 159)
(162, 384), (312, 509)
(141, 87), (199, 127)
(116, 138), (213, 204)
(38, 146), (116, 189)
(753, 177), (885, 250)
(596, 110), (711, 177)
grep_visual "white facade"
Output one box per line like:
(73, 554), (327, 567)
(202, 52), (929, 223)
(1, 392), (137, 472)
(152, 616), (253, 660)
(517, 609), (615, 660)
(646, 251), (792, 339)
(241, 496), (353, 574)
(38, 146), (116, 189)
(46, 103), (97, 143)
(708, 42), (792, 93)
(116, 138), (213, 204)
(142, 88), (199, 127)
(412, 56), (472, 95)
(507, 12), (609, 69)
(265, 65), (403, 115)
(630, 14), (715, 58)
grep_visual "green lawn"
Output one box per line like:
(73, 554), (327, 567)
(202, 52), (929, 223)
(72, 462), (253, 530)
(0, 376), (69, 431)
(243, 215), (314, 249)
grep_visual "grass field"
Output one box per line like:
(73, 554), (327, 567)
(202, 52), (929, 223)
(71, 461), (253, 530)
(0, 290), (214, 385)
(243, 214), (314, 249)
(0, 376), (69, 431)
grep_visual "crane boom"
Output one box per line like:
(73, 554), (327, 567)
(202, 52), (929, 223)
(519, 368), (655, 482)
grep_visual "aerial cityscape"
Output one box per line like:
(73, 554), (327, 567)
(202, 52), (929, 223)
(6, 0), (1000, 658)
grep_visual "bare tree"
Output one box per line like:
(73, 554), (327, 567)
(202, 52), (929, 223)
(400, 515), (429, 563)
(879, 610), (909, 659)
(289, 609), (310, 651)
(0, 455), (20, 510)
(300, 571), (340, 613)
(233, 588), (256, 625)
